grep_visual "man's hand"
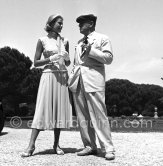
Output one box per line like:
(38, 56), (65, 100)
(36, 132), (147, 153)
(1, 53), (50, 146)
(81, 43), (91, 59)
(82, 43), (91, 53)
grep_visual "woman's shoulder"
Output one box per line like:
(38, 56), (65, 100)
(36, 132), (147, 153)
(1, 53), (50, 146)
(39, 36), (48, 42)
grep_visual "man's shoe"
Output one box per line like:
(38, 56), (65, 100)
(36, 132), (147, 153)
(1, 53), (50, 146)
(105, 152), (115, 160)
(77, 147), (97, 156)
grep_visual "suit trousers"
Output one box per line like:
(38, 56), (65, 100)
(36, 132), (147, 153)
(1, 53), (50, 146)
(72, 77), (115, 153)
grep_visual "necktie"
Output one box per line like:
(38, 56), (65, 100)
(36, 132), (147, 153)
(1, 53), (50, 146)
(81, 36), (88, 58)
(83, 36), (88, 44)
(82, 36), (88, 52)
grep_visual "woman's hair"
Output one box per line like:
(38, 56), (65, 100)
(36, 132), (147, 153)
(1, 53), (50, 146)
(44, 14), (63, 32)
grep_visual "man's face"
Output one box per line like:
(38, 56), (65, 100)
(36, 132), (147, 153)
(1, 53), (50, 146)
(78, 20), (92, 35)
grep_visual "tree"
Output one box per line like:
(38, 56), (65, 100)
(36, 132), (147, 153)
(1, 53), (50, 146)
(0, 101), (4, 133)
(105, 79), (163, 117)
(105, 79), (139, 116)
(20, 67), (42, 103)
(0, 47), (32, 115)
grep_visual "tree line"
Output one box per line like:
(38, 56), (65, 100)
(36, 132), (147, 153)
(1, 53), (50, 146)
(0, 46), (163, 117)
(105, 79), (163, 117)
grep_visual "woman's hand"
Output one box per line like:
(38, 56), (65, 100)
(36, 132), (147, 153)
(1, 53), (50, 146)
(61, 51), (70, 61)
(49, 54), (62, 62)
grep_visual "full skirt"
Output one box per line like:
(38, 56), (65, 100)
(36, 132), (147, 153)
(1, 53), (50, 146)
(31, 70), (72, 129)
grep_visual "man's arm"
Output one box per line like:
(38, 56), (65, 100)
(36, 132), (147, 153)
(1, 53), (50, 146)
(88, 37), (113, 65)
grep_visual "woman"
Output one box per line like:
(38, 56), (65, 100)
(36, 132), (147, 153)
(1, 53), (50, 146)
(21, 14), (72, 157)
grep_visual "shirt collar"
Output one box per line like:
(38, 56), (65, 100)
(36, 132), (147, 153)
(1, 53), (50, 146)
(87, 31), (95, 38)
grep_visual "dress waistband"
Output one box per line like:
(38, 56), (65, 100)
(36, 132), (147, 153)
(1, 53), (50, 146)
(42, 64), (67, 73)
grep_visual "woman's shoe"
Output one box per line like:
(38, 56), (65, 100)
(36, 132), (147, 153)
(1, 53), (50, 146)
(53, 145), (64, 155)
(21, 147), (35, 157)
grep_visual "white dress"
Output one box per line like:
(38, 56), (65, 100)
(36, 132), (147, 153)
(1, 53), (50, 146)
(31, 34), (72, 129)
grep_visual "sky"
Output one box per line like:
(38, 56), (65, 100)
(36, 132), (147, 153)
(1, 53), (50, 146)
(0, 0), (163, 87)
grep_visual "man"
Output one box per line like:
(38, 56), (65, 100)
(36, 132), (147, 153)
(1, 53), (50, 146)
(69, 14), (115, 160)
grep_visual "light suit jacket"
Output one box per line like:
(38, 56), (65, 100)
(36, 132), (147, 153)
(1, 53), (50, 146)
(69, 31), (113, 93)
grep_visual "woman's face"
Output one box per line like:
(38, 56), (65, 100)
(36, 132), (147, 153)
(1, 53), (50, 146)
(51, 17), (63, 33)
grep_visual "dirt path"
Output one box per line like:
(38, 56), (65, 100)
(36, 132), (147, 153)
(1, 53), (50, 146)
(0, 127), (163, 166)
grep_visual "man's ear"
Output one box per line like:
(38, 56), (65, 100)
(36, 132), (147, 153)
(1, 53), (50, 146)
(89, 21), (95, 28)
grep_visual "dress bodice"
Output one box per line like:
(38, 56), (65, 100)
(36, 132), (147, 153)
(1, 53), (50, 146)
(39, 35), (67, 71)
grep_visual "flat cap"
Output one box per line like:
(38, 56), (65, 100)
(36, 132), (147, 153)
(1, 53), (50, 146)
(76, 14), (97, 23)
